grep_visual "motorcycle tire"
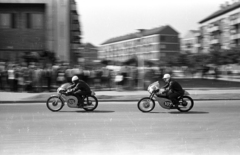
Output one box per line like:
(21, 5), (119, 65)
(137, 97), (155, 112)
(46, 96), (64, 112)
(177, 96), (194, 112)
(83, 95), (98, 111)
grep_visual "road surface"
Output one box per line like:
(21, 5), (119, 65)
(0, 101), (240, 155)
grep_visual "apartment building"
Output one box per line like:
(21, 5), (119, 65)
(181, 30), (201, 53)
(0, 0), (81, 64)
(198, 1), (240, 53)
(98, 25), (180, 64)
(80, 43), (98, 66)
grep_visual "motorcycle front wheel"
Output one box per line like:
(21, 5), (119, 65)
(83, 96), (98, 111)
(46, 96), (64, 112)
(177, 96), (194, 112)
(137, 97), (155, 112)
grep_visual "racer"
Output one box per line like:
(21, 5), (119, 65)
(161, 74), (184, 107)
(66, 76), (91, 108)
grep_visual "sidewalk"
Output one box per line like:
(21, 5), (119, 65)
(1, 87), (240, 103)
(1, 76), (240, 103)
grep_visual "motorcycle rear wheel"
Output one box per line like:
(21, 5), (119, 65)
(46, 96), (64, 112)
(177, 96), (194, 112)
(137, 97), (155, 112)
(83, 96), (98, 111)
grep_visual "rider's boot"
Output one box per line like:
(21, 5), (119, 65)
(77, 97), (84, 108)
(170, 99), (179, 108)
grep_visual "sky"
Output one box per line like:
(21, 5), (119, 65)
(76, 0), (230, 46)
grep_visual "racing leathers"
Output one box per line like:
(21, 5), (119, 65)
(67, 80), (91, 106)
(162, 79), (184, 106)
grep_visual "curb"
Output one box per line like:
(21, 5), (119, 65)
(1, 98), (240, 104)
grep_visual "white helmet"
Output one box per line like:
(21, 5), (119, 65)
(163, 74), (171, 79)
(72, 76), (79, 83)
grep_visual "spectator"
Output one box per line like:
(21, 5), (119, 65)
(57, 68), (66, 85)
(101, 67), (110, 89)
(7, 65), (15, 91)
(65, 66), (73, 83)
(44, 64), (52, 92)
(0, 62), (4, 90)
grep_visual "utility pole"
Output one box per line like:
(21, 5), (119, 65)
(136, 29), (145, 90)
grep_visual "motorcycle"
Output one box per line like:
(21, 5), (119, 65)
(137, 81), (194, 112)
(46, 83), (98, 112)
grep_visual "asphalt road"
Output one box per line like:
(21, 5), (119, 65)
(0, 101), (240, 155)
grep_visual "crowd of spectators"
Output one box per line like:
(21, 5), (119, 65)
(0, 61), (161, 93)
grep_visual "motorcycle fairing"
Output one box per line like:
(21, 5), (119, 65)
(154, 96), (172, 109)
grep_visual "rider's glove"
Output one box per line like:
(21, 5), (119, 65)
(66, 90), (72, 95)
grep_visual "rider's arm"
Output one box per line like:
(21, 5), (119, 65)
(162, 82), (171, 94)
(67, 84), (77, 92)
(70, 83), (81, 92)
(162, 82), (169, 89)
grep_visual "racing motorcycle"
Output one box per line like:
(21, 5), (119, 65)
(137, 81), (194, 112)
(46, 83), (98, 112)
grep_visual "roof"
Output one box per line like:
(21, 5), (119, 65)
(101, 25), (178, 45)
(84, 43), (96, 48)
(199, 2), (240, 23)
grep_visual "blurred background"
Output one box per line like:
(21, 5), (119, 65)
(0, 0), (240, 93)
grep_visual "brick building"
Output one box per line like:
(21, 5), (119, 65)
(0, 0), (81, 64)
(98, 25), (180, 65)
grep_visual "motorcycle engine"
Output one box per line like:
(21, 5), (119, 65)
(66, 96), (78, 108)
(164, 101), (172, 107)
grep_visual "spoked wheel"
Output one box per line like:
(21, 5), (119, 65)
(83, 96), (98, 111)
(46, 96), (64, 112)
(177, 96), (194, 112)
(137, 97), (155, 112)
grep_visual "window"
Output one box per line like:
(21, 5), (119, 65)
(186, 43), (192, 48)
(160, 36), (166, 42)
(26, 13), (43, 29)
(160, 45), (166, 49)
(160, 35), (178, 43)
(0, 13), (17, 29)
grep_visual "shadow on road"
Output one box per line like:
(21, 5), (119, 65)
(169, 111), (209, 114)
(148, 112), (168, 114)
(59, 110), (115, 113)
(147, 111), (209, 114)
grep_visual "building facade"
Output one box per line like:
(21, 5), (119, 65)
(79, 43), (98, 67)
(198, 1), (240, 53)
(181, 30), (201, 53)
(0, 0), (81, 64)
(98, 25), (180, 64)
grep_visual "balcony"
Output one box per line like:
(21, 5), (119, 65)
(210, 39), (219, 44)
(194, 32), (201, 37)
(72, 14), (79, 21)
(195, 43), (201, 47)
(71, 43), (80, 49)
(71, 4), (77, 11)
(230, 18), (240, 26)
(208, 26), (220, 32)
(230, 34), (239, 40)
(71, 31), (80, 37)
(71, 24), (80, 31)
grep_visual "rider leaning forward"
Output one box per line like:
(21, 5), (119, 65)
(66, 76), (92, 108)
(159, 74), (184, 107)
